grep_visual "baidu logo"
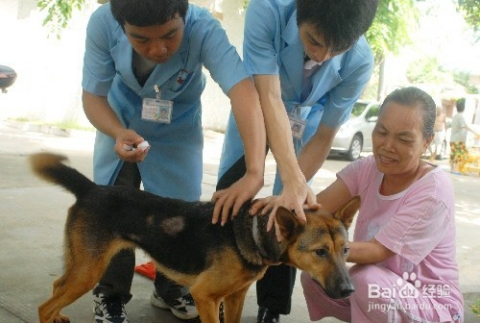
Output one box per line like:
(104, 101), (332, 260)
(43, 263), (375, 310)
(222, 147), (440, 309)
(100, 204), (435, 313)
(368, 272), (451, 300)
(368, 272), (422, 299)
(367, 272), (454, 314)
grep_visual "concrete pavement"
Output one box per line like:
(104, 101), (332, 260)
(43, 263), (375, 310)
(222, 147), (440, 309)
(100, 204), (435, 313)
(0, 120), (478, 322)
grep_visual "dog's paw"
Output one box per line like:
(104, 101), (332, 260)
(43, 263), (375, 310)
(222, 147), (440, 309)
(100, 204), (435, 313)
(53, 313), (70, 323)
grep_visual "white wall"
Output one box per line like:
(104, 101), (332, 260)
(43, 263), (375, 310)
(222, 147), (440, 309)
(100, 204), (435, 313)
(0, 0), (246, 131)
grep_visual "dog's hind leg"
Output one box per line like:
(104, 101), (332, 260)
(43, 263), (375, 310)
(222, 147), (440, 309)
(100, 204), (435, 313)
(38, 256), (106, 323)
(223, 285), (249, 323)
(38, 246), (112, 323)
(38, 233), (128, 323)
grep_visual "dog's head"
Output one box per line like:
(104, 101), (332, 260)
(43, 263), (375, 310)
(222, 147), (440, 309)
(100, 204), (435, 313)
(276, 197), (360, 299)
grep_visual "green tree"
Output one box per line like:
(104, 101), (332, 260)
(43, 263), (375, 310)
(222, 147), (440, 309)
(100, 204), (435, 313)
(364, 0), (418, 100)
(456, 0), (480, 33)
(366, 0), (418, 66)
(406, 56), (450, 84)
(37, 0), (87, 38)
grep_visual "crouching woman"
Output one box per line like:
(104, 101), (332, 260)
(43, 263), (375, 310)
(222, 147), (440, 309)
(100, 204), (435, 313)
(300, 87), (464, 322)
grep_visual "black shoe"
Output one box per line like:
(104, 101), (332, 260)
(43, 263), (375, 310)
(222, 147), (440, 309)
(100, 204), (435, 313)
(257, 307), (280, 323)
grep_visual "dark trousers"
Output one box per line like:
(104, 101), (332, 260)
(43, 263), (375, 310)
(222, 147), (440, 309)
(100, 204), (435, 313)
(216, 156), (296, 315)
(93, 162), (186, 303)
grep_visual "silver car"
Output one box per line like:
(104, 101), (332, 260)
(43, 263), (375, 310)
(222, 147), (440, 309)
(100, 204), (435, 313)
(330, 100), (380, 161)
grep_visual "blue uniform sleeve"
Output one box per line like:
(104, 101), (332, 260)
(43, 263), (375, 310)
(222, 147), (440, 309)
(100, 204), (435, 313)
(243, 0), (280, 75)
(82, 4), (117, 96)
(189, 9), (249, 94)
(319, 37), (374, 128)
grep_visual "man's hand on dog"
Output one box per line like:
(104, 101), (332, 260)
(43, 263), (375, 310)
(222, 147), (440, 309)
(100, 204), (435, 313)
(275, 181), (318, 222)
(211, 171), (264, 226)
(250, 194), (320, 241)
(114, 129), (150, 162)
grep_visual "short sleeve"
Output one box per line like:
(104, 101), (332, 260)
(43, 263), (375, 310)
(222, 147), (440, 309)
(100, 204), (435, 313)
(190, 9), (249, 94)
(82, 5), (117, 96)
(243, 0), (280, 75)
(375, 191), (450, 265)
(337, 156), (377, 197)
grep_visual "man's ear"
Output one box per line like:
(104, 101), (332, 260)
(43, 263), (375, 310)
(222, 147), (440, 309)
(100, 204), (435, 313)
(333, 196), (360, 230)
(275, 207), (303, 241)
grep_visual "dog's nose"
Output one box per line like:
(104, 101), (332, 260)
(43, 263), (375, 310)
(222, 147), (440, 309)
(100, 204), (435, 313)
(339, 287), (354, 298)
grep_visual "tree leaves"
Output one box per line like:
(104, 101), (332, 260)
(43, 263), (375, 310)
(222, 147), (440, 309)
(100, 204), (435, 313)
(37, 0), (86, 38)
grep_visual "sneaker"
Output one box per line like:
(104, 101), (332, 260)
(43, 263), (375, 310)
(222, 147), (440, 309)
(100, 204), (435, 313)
(93, 293), (128, 323)
(150, 291), (199, 320)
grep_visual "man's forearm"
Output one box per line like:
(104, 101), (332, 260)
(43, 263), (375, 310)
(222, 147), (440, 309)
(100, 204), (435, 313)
(253, 75), (306, 184)
(229, 79), (266, 176)
(297, 132), (335, 182)
(297, 124), (337, 181)
(82, 90), (125, 139)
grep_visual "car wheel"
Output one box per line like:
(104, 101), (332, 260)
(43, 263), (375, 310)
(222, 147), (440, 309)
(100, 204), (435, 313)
(347, 135), (363, 161)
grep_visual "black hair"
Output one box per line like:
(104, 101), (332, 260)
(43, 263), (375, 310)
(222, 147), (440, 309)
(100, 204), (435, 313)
(380, 87), (436, 138)
(296, 0), (378, 52)
(110, 0), (188, 28)
(456, 98), (466, 113)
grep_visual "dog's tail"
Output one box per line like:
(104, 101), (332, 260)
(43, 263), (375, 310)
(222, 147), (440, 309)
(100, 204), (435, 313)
(29, 153), (96, 198)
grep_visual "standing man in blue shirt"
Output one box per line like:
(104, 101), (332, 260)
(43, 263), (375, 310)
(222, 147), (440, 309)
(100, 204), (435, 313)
(82, 0), (267, 321)
(217, 0), (379, 322)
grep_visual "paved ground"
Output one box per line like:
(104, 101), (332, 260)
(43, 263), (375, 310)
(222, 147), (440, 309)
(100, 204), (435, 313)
(0, 120), (478, 322)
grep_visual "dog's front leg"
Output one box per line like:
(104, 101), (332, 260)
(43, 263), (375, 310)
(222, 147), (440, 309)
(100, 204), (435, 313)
(223, 286), (249, 323)
(190, 286), (222, 323)
(192, 298), (221, 323)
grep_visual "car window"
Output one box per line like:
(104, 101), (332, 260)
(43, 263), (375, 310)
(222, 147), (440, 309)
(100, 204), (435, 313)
(366, 105), (380, 120)
(351, 102), (368, 117)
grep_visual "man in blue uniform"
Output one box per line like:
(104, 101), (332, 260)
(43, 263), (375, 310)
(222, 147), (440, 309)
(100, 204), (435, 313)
(217, 0), (379, 322)
(82, 0), (267, 321)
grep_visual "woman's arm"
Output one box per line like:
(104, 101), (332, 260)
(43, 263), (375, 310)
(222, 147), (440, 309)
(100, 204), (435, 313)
(317, 177), (395, 264)
(347, 239), (395, 264)
(464, 125), (480, 137)
(316, 177), (353, 213)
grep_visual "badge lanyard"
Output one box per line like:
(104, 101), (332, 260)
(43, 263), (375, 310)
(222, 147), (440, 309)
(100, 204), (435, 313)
(288, 105), (306, 154)
(141, 85), (173, 124)
(289, 105), (306, 139)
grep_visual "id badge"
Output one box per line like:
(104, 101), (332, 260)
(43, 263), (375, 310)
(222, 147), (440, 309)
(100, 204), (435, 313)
(289, 118), (306, 139)
(142, 98), (173, 124)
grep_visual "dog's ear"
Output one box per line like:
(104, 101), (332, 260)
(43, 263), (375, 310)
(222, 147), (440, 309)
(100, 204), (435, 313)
(275, 207), (303, 241)
(333, 196), (360, 230)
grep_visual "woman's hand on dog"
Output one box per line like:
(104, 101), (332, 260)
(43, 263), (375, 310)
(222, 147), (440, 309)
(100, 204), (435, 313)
(211, 171), (264, 226)
(114, 129), (149, 162)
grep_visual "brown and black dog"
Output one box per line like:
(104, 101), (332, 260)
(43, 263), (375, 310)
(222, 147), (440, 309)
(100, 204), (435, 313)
(30, 153), (359, 323)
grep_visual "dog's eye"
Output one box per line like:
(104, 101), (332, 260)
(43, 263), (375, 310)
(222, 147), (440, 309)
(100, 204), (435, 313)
(315, 249), (328, 257)
(342, 247), (350, 256)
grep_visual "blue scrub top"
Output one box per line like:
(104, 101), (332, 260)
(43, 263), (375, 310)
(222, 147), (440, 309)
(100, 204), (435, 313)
(83, 4), (249, 201)
(219, 0), (374, 193)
